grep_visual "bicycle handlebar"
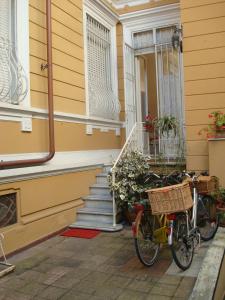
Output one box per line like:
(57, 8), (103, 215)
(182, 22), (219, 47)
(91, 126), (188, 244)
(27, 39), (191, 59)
(182, 170), (201, 182)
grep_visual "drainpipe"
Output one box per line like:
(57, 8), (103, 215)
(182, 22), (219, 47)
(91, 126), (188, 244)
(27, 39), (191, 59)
(0, 0), (55, 169)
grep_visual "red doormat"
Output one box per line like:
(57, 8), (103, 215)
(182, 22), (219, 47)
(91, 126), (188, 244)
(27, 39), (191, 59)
(61, 228), (100, 239)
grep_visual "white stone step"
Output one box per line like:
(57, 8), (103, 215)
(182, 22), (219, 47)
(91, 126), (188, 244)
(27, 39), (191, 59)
(96, 173), (109, 184)
(83, 194), (113, 209)
(90, 184), (111, 195)
(77, 207), (113, 223)
(103, 164), (112, 173)
(70, 164), (123, 232)
(70, 220), (122, 232)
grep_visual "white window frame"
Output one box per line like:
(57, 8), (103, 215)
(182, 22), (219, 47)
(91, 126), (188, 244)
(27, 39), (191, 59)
(0, 0), (30, 109)
(83, 0), (119, 119)
(16, 0), (30, 107)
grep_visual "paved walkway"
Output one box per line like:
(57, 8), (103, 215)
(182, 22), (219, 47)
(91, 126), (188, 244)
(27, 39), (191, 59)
(0, 227), (208, 300)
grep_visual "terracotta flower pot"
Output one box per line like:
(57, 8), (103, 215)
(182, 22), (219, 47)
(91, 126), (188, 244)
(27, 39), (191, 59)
(216, 125), (225, 131)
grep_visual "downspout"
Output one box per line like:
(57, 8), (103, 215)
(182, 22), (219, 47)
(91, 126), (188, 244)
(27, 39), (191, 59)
(0, 0), (55, 169)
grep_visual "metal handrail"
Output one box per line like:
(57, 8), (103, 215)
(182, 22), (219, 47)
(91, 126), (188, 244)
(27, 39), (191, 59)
(111, 122), (145, 227)
(110, 122), (185, 226)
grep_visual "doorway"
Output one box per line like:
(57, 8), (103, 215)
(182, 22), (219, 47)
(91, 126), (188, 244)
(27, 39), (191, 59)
(131, 26), (185, 160)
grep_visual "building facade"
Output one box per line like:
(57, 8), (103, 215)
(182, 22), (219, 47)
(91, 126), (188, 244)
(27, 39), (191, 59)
(0, 0), (224, 254)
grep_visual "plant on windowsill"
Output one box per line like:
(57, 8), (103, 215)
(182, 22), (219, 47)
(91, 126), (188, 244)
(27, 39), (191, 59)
(108, 150), (151, 224)
(199, 111), (225, 139)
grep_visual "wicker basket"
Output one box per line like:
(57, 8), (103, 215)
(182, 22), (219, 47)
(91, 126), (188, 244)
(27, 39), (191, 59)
(185, 176), (218, 194)
(147, 182), (193, 215)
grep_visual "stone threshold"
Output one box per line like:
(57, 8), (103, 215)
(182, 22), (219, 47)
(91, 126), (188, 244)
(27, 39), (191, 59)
(189, 227), (225, 300)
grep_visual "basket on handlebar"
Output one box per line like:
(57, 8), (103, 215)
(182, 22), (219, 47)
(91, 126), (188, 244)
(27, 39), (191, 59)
(147, 182), (193, 215)
(185, 176), (218, 194)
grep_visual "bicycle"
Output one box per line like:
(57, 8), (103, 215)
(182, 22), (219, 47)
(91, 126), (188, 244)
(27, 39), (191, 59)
(185, 172), (219, 241)
(133, 172), (219, 270)
(132, 171), (182, 267)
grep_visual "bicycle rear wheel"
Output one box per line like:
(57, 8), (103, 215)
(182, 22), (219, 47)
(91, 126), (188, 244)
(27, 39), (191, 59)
(197, 195), (218, 241)
(134, 211), (160, 267)
(170, 213), (194, 271)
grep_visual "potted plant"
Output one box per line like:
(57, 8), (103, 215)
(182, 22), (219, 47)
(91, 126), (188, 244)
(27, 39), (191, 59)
(155, 115), (178, 137)
(211, 187), (225, 227)
(108, 150), (151, 224)
(199, 111), (225, 138)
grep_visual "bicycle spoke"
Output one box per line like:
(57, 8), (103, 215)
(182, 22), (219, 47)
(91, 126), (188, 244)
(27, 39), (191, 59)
(134, 213), (160, 267)
(197, 196), (218, 241)
(170, 214), (194, 270)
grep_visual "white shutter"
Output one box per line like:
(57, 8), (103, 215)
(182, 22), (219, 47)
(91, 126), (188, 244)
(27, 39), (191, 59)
(0, 0), (11, 103)
(124, 43), (136, 136)
(0, 0), (28, 104)
(0, 0), (11, 40)
(133, 30), (154, 50)
(86, 14), (120, 120)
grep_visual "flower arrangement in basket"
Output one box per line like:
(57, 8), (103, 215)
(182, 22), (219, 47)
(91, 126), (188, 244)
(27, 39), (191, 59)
(199, 111), (225, 138)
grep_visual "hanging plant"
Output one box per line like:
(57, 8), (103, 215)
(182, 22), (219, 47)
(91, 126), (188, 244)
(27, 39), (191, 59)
(155, 115), (178, 137)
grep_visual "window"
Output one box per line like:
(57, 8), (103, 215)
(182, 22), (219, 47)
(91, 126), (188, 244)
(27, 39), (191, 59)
(0, 0), (28, 105)
(85, 11), (120, 121)
(0, 193), (17, 228)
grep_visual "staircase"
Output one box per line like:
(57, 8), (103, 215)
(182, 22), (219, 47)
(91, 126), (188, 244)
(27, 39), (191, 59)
(70, 165), (123, 232)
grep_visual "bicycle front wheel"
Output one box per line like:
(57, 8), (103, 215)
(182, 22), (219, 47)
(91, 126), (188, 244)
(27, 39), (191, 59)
(197, 195), (219, 241)
(170, 213), (194, 271)
(134, 212), (160, 267)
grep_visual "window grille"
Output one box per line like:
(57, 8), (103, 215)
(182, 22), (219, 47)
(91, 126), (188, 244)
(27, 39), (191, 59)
(86, 14), (120, 120)
(133, 30), (154, 50)
(0, 0), (28, 105)
(0, 193), (17, 228)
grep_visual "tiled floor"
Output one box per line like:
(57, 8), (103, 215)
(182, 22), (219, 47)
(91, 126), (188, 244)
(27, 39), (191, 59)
(0, 227), (205, 300)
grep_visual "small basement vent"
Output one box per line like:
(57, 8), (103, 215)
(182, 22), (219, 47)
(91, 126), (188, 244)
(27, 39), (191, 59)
(0, 193), (17, 228)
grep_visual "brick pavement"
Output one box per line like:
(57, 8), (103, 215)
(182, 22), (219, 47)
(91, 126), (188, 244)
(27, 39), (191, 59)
(0, 228), (198, 300)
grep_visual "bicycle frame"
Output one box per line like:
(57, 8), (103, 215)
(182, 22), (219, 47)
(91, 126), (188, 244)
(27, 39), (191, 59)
(168, 178), (200, 246)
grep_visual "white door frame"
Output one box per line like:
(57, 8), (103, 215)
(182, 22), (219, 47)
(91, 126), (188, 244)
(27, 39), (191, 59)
(121, 3), (180, 137)
(135, 55), (148, 124)
(135, 56), (142, 124)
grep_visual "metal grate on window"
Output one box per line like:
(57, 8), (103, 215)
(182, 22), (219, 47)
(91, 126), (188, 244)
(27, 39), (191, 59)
(0, 193), (17, 228)
(133, 30), (154, 50)
(86, 14), (120, 120)
(0, 0), (28, 105)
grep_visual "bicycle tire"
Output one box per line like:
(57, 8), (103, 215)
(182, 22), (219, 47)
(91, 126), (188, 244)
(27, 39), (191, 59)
(134, 212), (160, 267)
(170, 213), (194, 271)
(197, 195), (219, 241)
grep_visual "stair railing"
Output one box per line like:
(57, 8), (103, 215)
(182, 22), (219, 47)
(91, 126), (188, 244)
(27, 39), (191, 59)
(111, 122), (147, 227)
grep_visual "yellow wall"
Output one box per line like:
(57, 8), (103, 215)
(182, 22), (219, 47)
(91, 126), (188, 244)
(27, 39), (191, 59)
(209, 140), (225, 187)
(0, 168), (101, 254)
(0, 0), (122, 254)
(116, 0), (179, 14)
(0, 0), (123, 156)
(29, 0), (85, 114)
(181, 0), (225, 171)
(146, 54), (157, 119)
(0, 119), (121, 154)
